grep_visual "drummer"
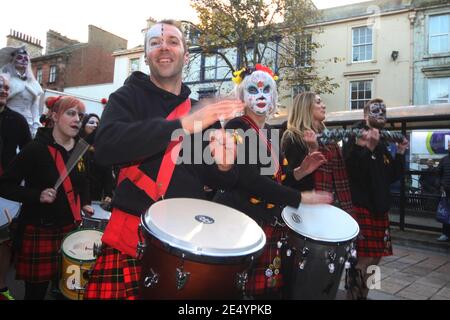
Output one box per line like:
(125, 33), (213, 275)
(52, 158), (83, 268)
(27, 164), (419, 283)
(83, 19), (246, 300)
(214, 65), (332, 299)
(0, 95), (92, 300)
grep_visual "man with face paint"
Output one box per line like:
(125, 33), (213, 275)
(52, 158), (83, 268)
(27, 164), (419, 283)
(0, 73), (32, 300)
(214, 65), (332, 299)
(0, 46), (43, 137)
(83, 20), (246, 300)
(343, 98), (409, 299)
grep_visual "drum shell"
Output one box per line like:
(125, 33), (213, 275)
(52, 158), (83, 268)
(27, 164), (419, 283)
(139, 230), (260, 300)
(283, 230), (353, 300)
(80, 216), (108, 231)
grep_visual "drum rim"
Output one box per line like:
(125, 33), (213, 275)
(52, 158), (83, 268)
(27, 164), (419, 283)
(0, 197), (22, 227)
(141, 198), (267, 258)
(282, 205), (360, 243)
(61, 228), (103, 262)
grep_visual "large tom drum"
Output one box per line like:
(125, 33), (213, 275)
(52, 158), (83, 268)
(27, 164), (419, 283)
(0, 197), (21, 243)
(281, 204), (359, 300)
(59, 229), (103, 300)
(139, 198), (266, 300)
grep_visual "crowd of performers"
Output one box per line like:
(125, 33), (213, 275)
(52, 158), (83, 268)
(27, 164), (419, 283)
(0, 19), (409, 300)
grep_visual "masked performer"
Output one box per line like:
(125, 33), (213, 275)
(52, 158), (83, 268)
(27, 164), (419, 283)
(0, 45), (43, 136)
(342, 98), (408, 299)
(215, 65), (332, 299)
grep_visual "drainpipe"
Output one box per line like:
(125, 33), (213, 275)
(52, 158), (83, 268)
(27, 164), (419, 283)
(408, 10), (417, 105)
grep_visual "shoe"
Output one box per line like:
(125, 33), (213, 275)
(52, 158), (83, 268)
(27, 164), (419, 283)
(0, 289), (15, 300)
(436, 234), (449, 242)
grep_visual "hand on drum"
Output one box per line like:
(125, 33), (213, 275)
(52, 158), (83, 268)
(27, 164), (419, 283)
(300, 190), (333, 205)
(40, 188), (57, 203)
(82, 205), (94, 216)
(209, 129), (237, 172)
(293, 151), (326, 181)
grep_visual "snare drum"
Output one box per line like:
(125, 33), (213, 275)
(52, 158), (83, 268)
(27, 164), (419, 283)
(0, 197), (21, 243)
(139, 198), (266, 300)
(59, 229), (103, 300)
(281, 204), (359, 300)
(81, 201), (111, 230)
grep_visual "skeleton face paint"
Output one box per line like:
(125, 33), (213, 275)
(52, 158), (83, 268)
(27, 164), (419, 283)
(242, 71), (276, 116)
(368, 102), (387, 129)
(14, 53), (29, 70)
(145, 23), (184, 55)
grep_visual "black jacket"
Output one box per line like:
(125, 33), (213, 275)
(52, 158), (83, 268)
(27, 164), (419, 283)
(437, 154), (450, 193)
(0, 106), (32, 170)
(94, 71), (238, 216)
(343, 122), (403, 215)
(214, 117), (301, 224)
(0, 127), (89, 226)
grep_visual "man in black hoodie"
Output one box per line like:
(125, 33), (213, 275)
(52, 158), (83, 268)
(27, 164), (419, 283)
(343, 98), (408, 299)
(84, 20), (245, 300)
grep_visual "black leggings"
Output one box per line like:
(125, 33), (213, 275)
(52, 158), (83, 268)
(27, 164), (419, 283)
(24, 281), (49, 300)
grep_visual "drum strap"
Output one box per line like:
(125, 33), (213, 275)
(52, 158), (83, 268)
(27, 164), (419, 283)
(117, 99), (191, 201)
(240, 115), (281, 183)
(48, 146), (81, 223)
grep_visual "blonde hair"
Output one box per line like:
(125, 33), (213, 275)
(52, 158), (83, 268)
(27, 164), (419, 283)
(282, 91), (325, 147)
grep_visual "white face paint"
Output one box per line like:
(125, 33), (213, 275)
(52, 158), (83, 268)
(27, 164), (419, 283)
(14, 53), (29, 70)
(242, 71), (276, 116)
(145, 23), (184, 55)
(368, 102), (387, 129)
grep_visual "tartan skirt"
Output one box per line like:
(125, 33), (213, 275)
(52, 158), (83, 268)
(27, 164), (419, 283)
(15, 224), (75, 282)
(351, 206), (393, 258)
(246, 224), (287, 299)
(84, 244), (141, 300)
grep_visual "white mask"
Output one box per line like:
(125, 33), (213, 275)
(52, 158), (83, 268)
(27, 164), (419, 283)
(242, 71), (276, 116)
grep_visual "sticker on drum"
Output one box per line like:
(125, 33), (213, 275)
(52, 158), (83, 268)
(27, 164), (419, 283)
(60, 229), (103, 300)
(141, 198), (266, 257)
(281, 204), (359, 243)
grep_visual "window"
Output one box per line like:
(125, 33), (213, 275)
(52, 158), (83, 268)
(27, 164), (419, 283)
(352, 26), (373, 62)
(129, 58), (140, 74)
(184, 52), (202, 82)
(36, 68), (42, 84)
(429, 14), (449, 54)
(49, 65), (57, 83)
(350, 80), (372, 110)
(295, 35), (312, 67)
(428, 77), (450, 104)
(292, 84), (309, 98)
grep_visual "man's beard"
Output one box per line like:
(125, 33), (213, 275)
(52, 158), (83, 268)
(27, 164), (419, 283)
(368, 116), (386, 129)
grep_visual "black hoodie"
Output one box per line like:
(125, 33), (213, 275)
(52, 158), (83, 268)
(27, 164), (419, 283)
(0, 127), (89, 226)
(94, 71), (238, 216)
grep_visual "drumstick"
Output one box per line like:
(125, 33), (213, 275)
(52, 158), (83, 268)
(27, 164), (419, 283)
(3, 208), (12, 225)
(54, 138), (90, 190)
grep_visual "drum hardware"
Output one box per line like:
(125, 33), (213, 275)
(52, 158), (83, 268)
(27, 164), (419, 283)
(175, 256), (190, 290)
(93, 242), (102, 258)
(144, 268), (159, 288)
(136, 224), (146, 260)
(236, 255), (256, 293)
(298, 247), (310, 270)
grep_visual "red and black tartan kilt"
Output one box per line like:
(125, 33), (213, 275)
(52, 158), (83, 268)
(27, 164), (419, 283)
(351, 206), (393, 257)
(246, 224), (287, 299)
(84, 244), (141, 300)
(15, 224), (75, 282)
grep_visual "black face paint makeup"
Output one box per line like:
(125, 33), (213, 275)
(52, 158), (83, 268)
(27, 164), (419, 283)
(368, 102), (387, 129)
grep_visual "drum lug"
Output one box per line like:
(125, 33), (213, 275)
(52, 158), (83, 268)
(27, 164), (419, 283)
(175, 267), (190, 290)
(136, 224), (146, 260)
(298, 247), (309, 270)
(236, 272), (248, 291)
(144, 268), (159, 288)
(93, 242), (102, 258)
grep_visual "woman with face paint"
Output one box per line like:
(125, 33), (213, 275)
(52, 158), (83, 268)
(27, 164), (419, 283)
(0, 45), (44, 136)
(79, 114), (113, 205)
(342, 98), (409, 299)
(214, 66), (332, 299)
(0, 96), (91, 299)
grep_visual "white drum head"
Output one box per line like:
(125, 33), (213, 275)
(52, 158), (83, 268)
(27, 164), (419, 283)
(0, 197), (21, 227)
(61, 229), (103, 261)
(88, 202), (111, 220)
(142, 198), (266, 257)
(282, 204), (359, 243)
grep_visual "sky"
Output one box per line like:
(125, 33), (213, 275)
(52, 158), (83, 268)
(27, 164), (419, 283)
(1, 0), (373, 50)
